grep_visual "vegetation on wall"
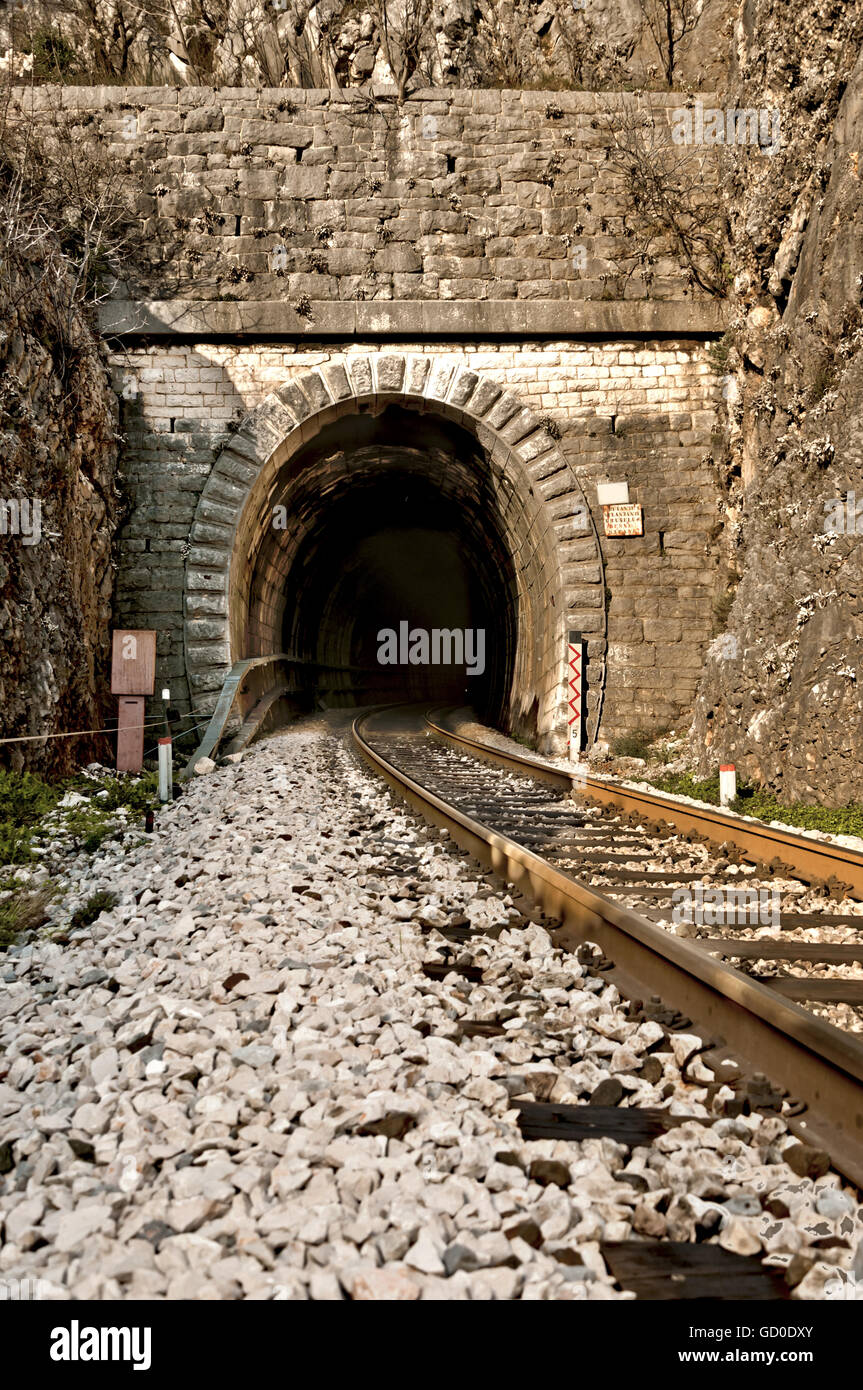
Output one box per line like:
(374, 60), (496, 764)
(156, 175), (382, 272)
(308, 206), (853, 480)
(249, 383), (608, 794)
(0, 0), (721, 93)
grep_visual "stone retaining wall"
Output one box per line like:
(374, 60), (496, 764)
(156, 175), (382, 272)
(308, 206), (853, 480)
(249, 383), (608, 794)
(111, 338), (722, 744)
(14, 85), (722, 309)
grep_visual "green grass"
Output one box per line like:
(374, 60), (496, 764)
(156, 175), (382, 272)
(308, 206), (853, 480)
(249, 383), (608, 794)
(611, 731), (655, 759)
(0, 879), (56, 950)
(730, 789), (863, 839)
(69, 890), (118, 931)
(0, 767), (159, 864)
(650, 771), (863, 839)
(652, 770), (722, 802)
(0, 770), (66, 864)
(60, 806), (121, 854)
(0, 766), (155, 949)
(0, 769), (64, 824)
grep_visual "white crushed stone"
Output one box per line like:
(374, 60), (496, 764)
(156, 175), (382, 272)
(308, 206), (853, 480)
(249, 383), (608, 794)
(0, 720), (861, 1301)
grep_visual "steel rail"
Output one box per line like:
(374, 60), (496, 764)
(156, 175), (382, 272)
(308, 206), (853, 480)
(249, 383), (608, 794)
(426, 709), (863, 899)
(352, 707), (863, 1189)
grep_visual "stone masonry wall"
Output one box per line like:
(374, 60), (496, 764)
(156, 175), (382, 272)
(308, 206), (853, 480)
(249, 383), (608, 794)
(15, 86), (723, 312)
(110, 339), (722, 742)
(14, 85), (728, 749)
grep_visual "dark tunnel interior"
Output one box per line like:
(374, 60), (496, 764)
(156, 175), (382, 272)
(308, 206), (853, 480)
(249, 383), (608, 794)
(281, 471), (518, 717)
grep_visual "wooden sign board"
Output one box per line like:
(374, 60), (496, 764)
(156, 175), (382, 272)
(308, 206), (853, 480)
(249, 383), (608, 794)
(111, 630), (156, 695)
(603, 504), (644, 538)
(116, 696), (146, 772)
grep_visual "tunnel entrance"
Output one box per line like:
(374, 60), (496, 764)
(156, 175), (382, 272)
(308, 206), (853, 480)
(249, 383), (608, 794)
(187, 356), (606, 753)
(247, 408), (519, 724)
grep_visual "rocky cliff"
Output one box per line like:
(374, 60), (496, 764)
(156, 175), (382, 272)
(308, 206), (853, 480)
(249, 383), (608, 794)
(1, 0), (732, 92)
(690, 4), (863, 803)
(0, 265), (122, 775)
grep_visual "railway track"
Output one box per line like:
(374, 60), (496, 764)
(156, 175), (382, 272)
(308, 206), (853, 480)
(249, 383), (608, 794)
(352, 705), (863, 1208)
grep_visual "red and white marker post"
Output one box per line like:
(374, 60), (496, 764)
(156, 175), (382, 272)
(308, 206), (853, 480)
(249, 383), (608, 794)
(567, 630), (585, 761)
(158, 737), (173, 804)
(719, 764), (736, 808)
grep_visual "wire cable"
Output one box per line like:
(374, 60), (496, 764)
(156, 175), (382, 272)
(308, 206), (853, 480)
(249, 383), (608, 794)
(0, 707), (213, 746)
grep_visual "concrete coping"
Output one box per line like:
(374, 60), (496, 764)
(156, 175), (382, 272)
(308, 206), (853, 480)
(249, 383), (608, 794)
(99, 298), (731, 340)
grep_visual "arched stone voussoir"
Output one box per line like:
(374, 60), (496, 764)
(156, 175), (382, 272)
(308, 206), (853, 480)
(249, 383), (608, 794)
(296, 370), (334, 414)
(183, 351), (607, 747)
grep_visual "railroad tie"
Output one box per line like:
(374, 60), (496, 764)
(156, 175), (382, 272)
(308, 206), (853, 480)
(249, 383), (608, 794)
(600, 1240), (792, 1301)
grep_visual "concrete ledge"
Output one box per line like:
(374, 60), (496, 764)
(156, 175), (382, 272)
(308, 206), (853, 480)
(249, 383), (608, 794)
(99, 298), (731, 340)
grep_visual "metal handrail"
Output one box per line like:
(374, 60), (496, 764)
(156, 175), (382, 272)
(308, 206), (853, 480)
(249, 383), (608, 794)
(180, 652), (396, 776)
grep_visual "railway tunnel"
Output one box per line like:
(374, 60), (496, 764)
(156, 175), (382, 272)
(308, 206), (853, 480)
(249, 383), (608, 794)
(227, 399), (562, 738)
(183, 355), (608, 753)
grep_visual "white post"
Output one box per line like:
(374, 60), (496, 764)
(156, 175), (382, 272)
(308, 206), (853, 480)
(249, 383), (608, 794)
(719, 764), (736, 808)
(158, 736), (173, 803)
(567, 630), (585, 760)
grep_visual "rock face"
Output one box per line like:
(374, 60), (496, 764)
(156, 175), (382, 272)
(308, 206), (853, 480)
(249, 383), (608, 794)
(0, 0), (733, 92)
(690, 7), (863, 803)
(0, 263), (122, 775)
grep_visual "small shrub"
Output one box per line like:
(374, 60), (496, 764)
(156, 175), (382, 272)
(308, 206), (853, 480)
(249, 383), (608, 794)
(95, 772), (158, 816)
(707, 333), (732, 374)
(712, 584), (737, 631)
(0, 769), (63, 828)
(731, 789), (863, 839)
(60, 807), (116, 853)
(69, 890), (118, 931)
(0, 770), (64, 865)
(0, 883), (55, 950)
(611, 731), (654, 759)
(31, 28), (79, 80)
(654, 770), (722, 802)
(0, 825), (36, 865)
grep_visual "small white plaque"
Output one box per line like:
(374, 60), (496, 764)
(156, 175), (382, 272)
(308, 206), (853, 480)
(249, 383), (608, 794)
(596, 481), (630, 506)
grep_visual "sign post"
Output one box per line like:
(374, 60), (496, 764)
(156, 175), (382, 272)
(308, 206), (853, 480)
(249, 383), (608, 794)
(158, 737), (173, 803)
(720, 764), (737, 808)
(567, 630), (585, 760)
(111, 630), (156, 773)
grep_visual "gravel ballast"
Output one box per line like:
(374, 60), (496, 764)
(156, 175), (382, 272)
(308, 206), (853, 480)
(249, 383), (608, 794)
(1, 720), (861, 1301)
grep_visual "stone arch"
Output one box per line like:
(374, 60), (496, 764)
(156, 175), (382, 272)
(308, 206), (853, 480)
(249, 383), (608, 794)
(184, 352), (606, 751)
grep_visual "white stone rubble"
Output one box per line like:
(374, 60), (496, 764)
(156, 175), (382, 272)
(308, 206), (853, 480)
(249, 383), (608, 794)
(1, 720), (862, 1300)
